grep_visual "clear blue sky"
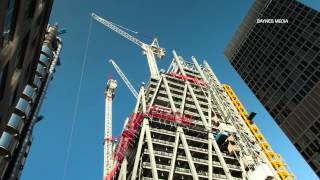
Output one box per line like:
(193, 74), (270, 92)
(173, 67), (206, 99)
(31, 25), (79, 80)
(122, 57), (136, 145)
(22, 0), (319, 179)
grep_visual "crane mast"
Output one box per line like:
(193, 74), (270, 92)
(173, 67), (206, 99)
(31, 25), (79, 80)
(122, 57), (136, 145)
(91, 13), (165, 79)
(104, 78), (117, 178)
(109, 59), (138, 99)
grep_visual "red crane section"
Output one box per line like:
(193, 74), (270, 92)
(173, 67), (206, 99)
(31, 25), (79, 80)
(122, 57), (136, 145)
(107, 105), (193, 179)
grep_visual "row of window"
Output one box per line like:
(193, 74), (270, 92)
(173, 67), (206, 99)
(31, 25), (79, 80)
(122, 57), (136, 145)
(247, 27), (318, 64)
(236, 42), (315, 74)
(252, 9), (319, 51)
(299, 131), (319, 160)
(278, 95), (320, 141)
(270, 69), (319, 114)
(266, 0), (318, 27)
(235, 52), (319, 116)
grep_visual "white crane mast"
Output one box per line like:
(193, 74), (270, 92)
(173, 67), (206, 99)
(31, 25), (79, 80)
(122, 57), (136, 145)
(109, 59), (138, 99)
(104, 79), (117, 178)
(91, 13), (165, 79)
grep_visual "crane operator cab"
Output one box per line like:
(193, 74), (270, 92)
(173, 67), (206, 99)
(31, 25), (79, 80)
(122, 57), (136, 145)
(150, 38), (166, 59)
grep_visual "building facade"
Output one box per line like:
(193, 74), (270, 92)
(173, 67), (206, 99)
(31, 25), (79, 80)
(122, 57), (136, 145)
(225, 0), (320, 176)
(105, 50), (293, 180)
(0, 0), (54, 136)
(0, 0), (61, 179)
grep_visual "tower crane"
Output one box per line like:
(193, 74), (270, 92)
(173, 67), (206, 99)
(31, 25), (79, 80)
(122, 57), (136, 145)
(91, 13), (165, 80)
(104, 78), (117, 179)
(109, 59), (138, 99)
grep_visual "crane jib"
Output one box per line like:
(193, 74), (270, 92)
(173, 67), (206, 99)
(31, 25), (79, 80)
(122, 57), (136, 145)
(91, 12), (165, 79)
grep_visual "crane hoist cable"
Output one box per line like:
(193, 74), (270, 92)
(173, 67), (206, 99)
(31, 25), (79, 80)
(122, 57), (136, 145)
(62, 17), (92, 180)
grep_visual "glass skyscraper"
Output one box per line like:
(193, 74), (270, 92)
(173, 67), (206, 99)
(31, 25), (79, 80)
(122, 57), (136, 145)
(225, 0), (320, 176)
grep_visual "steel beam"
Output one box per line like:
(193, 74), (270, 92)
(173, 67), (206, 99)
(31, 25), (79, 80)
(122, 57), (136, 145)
(131, 120), (147, 180)
(162, 75), (177, 113)
(118, 158), (127, 180)
(149, 77), (163, 107)
(192, 57), (228, 123)
(168, 130), (180, 180)
(145, 120), (159, 180)
(180, 84), (188, 114)
(133, 85), (147, 113)
(133, 86), (143, 113)
(210, 134), (233, 180)
(140, 85), (147, 113)
(203, 60), (223, 85)
(172, 50), (209, 129)
(178, 127), (199, 180)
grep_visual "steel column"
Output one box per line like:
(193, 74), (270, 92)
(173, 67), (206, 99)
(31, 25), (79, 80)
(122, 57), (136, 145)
(145, 120), (159, 180)
(149, 77), (163, 107)
(133, 85), (147, 113)
(168, 130), (180, 180)
(172, 50), (209, 129)
(180, 84), (188, 114)
(178, 127), (199, 180)
(118, 158), (127, 180)
(162, 75), (177, 113)
(130, 120), (147, 180)
(210, 134), (233, 180)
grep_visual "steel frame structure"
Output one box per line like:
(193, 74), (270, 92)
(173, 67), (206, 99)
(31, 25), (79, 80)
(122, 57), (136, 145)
(107, 51), (290, 180)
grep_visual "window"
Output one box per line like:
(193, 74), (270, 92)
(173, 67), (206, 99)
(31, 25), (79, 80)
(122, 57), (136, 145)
(299, 88), (307, 97)
(2, 0), (19, 46)
(310, 125), (318, 136)
(0, 63), (9, 100)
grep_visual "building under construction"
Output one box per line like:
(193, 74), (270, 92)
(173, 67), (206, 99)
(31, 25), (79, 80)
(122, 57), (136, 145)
(92, 13), (295, 180)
